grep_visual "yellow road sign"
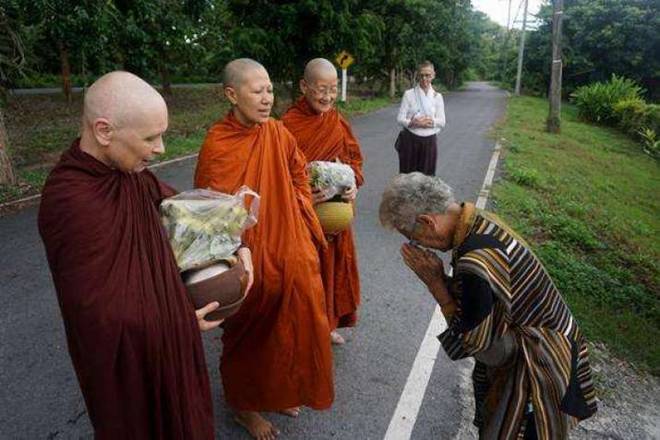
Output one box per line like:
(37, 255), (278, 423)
(336, 50), (355, 69)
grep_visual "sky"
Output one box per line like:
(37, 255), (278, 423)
(472, 0), (544, 29)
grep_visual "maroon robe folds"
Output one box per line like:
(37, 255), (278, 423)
(38, 140), (214, 439)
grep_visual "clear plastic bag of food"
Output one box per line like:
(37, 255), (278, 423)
(308, 160), (356, 199)
(160, 186), (260, 272)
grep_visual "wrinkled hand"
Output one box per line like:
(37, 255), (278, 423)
(237, 247), (254, 295)
(401, 243), (446, 291)
(196, 302), (223, 332)
(342, 184), (357, 201)
(312, 187), (334, 204)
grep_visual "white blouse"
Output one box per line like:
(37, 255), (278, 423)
(397, 85), (446, 137)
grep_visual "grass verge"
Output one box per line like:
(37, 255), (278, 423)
(492, 96), (659, 374)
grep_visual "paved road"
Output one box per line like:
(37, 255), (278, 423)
(0, 82), (507, 439)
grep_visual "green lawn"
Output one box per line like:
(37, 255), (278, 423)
(1, 87), (396, 205)
(493, 96), (659, 374)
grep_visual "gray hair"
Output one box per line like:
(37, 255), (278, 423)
(418, 60), (435, 72)
(379, 172), (455, 233)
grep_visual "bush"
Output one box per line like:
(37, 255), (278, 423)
(638, 128), (660, 159)
(572, 75), (644, 125)
(612, 100), (660, 159)
(613, 97), (651, 137)
(648, 104), (660, 133)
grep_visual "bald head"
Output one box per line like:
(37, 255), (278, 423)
(80, 71), (168, 173)
(304, 58), (337, 83)
(223, 58), (268, 89)
(83, 71), (166, 130)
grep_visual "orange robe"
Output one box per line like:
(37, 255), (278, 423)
(194, 112), (334, 411)
(282, 97), (364, 330)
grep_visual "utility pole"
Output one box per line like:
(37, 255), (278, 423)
(514, 0), (529, 95)
(507, 0), (513, 30)
(547, 0), (564, 133)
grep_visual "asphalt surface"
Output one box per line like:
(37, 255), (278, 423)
(0, 82), (507, 439)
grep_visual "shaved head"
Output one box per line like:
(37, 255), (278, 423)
(80, 71), (168, 173)
(300, 58), (339, 114)
(223, 58), (268, 89)
(303, 58), (337, 83)
(83, 71), (166, 130)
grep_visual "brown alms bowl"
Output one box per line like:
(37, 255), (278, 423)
(183, 259), (248, 321)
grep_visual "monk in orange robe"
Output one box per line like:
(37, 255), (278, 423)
(282, 58), (364, 345)
(194, 59), (334, 440)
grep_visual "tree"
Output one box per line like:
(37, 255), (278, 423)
(22, 1), (120, 102)
(547, 0), (563, 133)
(0, 4), (24, 185)
(364, 0), (427, 97)
(521, 0), (660, 98)
(227, 0), (382, 98)
(466, 10), (505, 81)
(112, 0), (210, 95)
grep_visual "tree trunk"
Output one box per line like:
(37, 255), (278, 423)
(0, 106), (17, 186)
(546, 0), (564, 133)
(389, 67), (396, 98)
(58, 41), (72, 104)
(158, 59), (172, 96)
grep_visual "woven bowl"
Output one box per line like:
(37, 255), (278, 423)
(315, 201), (354, 234)
(183, 259), (248, 321)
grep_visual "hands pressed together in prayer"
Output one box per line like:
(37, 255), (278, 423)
(410, 115), (434, 129)
(194, 247), (255, 332)
(400, 243), (453, 307)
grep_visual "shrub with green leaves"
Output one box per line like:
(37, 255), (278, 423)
(638, 128), (660, 158)
(572, 75), (644, 125)
(613, 97), (651, 137)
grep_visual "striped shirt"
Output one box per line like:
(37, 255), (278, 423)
(439, 210), (597, 439)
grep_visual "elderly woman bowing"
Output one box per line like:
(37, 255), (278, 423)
(379, 172), (597, 440)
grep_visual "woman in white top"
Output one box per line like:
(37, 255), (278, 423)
(395, 61), (446, 176)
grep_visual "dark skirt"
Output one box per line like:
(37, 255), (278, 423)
(395, 128), (438, 176)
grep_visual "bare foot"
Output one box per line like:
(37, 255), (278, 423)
(331, 330), (346, 345)
(279, 406), (301, 417)
(234, 410), (280, 440)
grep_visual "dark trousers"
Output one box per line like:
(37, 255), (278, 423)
(395, 128), (438, 176)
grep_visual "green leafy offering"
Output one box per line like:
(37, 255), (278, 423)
(160, 187), (259, 271)
(308, 161), (356, 198)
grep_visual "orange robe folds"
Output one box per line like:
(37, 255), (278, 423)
(194, 113), (334, 411)
(282, 97), (364, 330)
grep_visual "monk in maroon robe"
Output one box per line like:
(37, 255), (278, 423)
(38, 72), (240, 439)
